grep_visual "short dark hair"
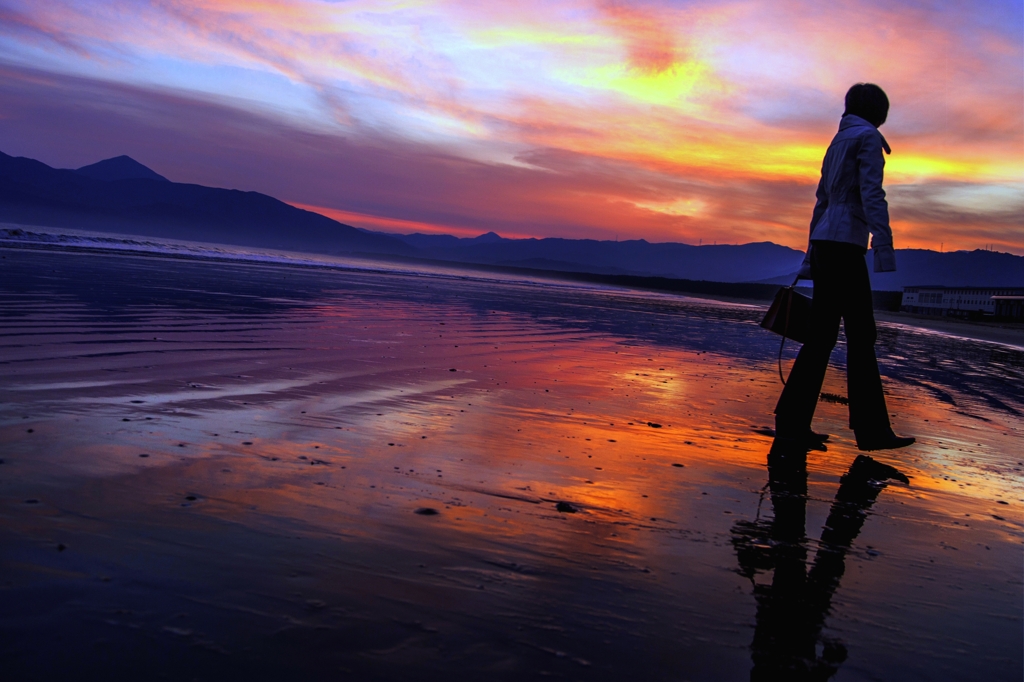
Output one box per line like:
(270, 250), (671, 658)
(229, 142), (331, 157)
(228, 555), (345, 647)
(844, 83), (889, 127)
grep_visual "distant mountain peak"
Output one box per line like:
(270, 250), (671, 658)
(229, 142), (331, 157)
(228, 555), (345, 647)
(75, 155), (169, 183)
(471, 231), (502, 243)
(0, 150), (413, 256)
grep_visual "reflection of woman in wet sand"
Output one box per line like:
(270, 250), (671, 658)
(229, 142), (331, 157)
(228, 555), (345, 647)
(732, 442), (909, 681)
(775, 83), (914, 451)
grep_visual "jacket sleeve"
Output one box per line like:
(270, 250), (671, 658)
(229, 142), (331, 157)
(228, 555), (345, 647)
(857, 132), (892, 249)
(798, 170), (828, 279)
(808, 171), (828, 233)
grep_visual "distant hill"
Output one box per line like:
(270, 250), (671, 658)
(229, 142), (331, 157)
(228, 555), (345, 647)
(867, 249), (1024, 290)
(0, 151), (412, 255)
(384, 231), (1023, 290)
(75, 155), (169, 182)
(384, 231), (807, 283)
(754, 249), (1024, 290)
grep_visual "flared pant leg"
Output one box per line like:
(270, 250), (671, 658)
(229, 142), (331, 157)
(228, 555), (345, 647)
(838, 251), (891, 434)
(774, 245), (842, 434)
(774, 242), (891, 436)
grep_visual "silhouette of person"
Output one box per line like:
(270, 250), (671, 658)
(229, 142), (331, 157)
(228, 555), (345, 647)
(774, 83), (913, 451)
(732, 439), (909, 681)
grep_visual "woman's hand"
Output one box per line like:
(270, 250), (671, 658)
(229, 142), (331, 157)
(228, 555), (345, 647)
(796, 247), (813, 280)
(873, 244), (897, 272)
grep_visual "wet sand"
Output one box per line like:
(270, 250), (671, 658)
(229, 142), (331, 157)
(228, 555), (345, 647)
(874, 310), (1024, 350)
(1, 248), (1021, 681)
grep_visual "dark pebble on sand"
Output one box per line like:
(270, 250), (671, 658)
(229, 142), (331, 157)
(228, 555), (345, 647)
(449, 368), (457, 372)
(556, 501), (578, 513)
(139, 453), (149, 458)
(997, 500), (1008, 505)
(122, 418), (130, 422)
(992, 514), (1005, 520)
(185, 495), (197, 501)
(647, 422), (662, 428)
(672, 463), (685, 468)
(415, 507), (439, 515)
(25, 499), (38, 504)
(242, 441), (253, 445)
(26, 429), (33, 433)
(57, 544), (66, 552)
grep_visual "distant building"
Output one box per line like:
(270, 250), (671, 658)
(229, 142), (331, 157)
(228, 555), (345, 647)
(901, 286), (1024, 320)
(992, 295), (1024, 321)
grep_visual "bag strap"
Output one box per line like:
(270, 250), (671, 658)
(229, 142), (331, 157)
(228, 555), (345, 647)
(778, 293), (790, 385)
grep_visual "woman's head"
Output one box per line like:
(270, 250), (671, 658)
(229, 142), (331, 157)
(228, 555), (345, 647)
(844, 83), (889, 127)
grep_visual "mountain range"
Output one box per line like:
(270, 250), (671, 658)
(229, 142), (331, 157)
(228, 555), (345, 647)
(382, 231), (1024, 290)
(388, 230), (808, 283)
(2, 151), (1021, 291)
(0, 151), (411, 255)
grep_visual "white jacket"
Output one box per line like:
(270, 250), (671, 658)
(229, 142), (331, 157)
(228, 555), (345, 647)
(800, 114), (896, 275)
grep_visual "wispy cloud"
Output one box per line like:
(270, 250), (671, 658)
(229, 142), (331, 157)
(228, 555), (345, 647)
(0, 0), (1020, 252)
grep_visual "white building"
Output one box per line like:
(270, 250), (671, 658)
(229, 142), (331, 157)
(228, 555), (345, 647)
(901, 286), (1024, 318)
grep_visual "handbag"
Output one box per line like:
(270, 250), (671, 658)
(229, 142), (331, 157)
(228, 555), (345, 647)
(760, 277), (812, 384)
(760, 279), (811, 343)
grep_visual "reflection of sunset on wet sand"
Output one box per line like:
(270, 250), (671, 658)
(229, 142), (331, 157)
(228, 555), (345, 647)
(1, 250), (1021, 680)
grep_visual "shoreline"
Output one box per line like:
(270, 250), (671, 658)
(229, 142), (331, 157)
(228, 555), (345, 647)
(875, 310), (1024, 349)
(3, 227), (1021, 350)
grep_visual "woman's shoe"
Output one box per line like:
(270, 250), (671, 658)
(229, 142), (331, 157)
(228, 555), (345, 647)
(808, 430), (830, 443)
(774, 420), (829, 444)
(855, 431), (915, 452)
(772, 429), (829, 451)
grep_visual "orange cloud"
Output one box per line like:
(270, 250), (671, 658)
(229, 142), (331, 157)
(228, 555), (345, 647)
(598, 2), (681, 74)
(0, 0), (1020, 253)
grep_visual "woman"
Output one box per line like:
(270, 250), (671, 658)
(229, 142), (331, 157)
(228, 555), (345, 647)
(775, 83), (914, 452)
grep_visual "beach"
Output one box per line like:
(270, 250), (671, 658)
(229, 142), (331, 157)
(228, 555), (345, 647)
(874, 310), (1024, 350)
(1, 246), (1021, 681)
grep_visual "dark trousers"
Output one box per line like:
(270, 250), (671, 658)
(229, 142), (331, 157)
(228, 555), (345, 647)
(774, 241), (891, 436)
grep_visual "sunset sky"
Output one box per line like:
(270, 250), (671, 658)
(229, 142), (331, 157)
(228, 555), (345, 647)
(1, 0), (1021, 253)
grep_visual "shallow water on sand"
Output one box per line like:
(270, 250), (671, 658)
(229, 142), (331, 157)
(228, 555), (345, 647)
(1, 249), (1021, 681)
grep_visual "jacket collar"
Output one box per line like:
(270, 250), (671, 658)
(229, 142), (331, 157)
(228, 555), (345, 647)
(839, 114), (891, 154)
